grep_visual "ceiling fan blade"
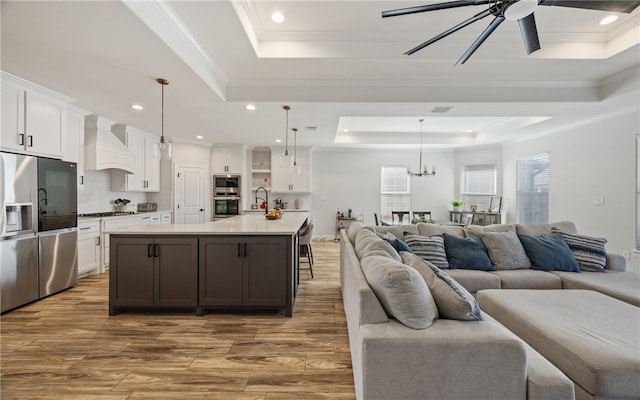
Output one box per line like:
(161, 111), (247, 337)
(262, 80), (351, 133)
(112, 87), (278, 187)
(382, 0), (493, 18)
(538, 0), (640, 13)
(405, 9), (492, 55)
(456, 15), (505, 65)
(518, 13), (540, 55)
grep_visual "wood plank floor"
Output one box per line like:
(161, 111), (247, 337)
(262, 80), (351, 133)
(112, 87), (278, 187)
(1, 240), (355, 400)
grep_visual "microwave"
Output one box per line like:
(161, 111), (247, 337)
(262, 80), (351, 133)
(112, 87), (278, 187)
(213, 175), (240, 196)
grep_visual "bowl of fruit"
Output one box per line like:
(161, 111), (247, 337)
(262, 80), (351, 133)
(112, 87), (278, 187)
(265, 208), (283, 220)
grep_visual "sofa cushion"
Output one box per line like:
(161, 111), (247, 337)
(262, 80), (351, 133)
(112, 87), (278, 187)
(480, 231), (531, 270)
(443, 233), (495, 271)
(446, 269), (502, 294)
(401, 252), (483, 321)
(551, 270), (640, 307)
(515, 220), (577, 237)
(404, 233), (449, 269)
(355, 229), (401, 262)
(518, 233), (580, 272)
(417, 223), (465, 238)
(375, 224), (418, 240)
(491, 270), (562, 289)
(360, 255), (438, 329)
(551, 227), (607, 272)
(464, 223), (516, 239)
(348, 221), (373, 245)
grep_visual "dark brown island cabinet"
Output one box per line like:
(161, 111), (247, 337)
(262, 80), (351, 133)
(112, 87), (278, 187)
(109, 234), (298, 316)
(198, 236), (294, 316)
(109, 236), (199, 315)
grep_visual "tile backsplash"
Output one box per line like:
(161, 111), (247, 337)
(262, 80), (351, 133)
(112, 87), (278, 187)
(79, 170), (148, 213)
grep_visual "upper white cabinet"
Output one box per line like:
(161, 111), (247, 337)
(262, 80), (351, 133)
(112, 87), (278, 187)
(65, 106), (90, 190)
(212, 145), (244, 174)
(111, 124), (160, 192)
(1, 72), (73, 158)
(270, 147), (312, 193)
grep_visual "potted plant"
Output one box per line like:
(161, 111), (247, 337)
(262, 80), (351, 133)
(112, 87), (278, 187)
(451, 200), (463, 212)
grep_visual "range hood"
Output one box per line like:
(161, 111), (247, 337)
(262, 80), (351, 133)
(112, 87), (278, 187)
(84, 115), (136, 174)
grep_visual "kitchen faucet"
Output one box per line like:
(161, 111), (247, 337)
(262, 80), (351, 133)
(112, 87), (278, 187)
(255, 186), (269, 215)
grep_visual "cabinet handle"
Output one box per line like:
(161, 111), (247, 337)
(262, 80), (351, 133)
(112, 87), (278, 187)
(148, 243), (153, 258)
(244, 243), (248, 258)
(237, 243), (241, 257)
(27, 135), (33, 147)
(96, 237), (101, 246)
(80, 226), (91, 230)
(18, 134), (24, 146)
(154, 243), (160, 258)
(80, 175), (84, 185)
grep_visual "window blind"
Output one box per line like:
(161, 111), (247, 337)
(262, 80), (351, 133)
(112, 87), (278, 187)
(461, 163), (496, 211)
(517, 153), (550, 224)
(381, 166), (410, 219)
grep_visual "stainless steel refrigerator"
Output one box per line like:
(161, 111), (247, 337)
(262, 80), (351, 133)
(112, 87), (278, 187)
(1, 152), (78, 313)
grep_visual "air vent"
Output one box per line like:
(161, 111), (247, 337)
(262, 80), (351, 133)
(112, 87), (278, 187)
(431, 106), (453, 113)
(305, 126), (317, 132)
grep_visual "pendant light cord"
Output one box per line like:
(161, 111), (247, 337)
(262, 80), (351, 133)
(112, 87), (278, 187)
(283, 105), (290, 156)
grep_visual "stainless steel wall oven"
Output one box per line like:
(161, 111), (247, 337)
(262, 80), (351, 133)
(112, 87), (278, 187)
(212, 175), (241, 219)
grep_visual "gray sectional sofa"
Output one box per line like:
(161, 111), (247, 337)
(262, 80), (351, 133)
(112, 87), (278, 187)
(340, 220), (640, 400)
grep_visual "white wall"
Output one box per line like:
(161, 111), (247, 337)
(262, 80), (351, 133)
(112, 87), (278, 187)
(311, 149), (455, 239)
(502, 110), (639, 270)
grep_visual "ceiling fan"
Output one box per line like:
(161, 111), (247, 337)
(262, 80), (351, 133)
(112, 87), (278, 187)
(382, 0), (640, 65)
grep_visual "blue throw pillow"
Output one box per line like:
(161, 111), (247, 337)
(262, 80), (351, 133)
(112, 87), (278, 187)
(377, 232), (413, 254)
(518, 233), (580, 272)
(443, 233), (495, 271)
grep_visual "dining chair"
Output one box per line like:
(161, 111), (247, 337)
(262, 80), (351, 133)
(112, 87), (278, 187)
(412, 211), (432, 221)
(374, 213), (380, 226)
(299, 220), (314, 278)
(391, 211), (410, 223)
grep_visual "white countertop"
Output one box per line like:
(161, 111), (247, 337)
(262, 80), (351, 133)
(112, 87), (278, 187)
(105, 212), (310, 235)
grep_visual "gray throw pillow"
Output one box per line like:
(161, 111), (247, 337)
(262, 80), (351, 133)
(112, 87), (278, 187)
(551, 227), (607, 272)
(404, 233), (449, 269)
(361, 255), (438, 329)
(480, 231), (531, 270)
(401, 252), (483, 321)
(518, 233), (580, 272)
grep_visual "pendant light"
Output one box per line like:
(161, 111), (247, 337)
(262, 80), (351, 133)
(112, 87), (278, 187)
(156, 78), (172, 160)
(291, 127), (301, 175)
(279, 105), (292, 167)
(408, 118), (436, 177)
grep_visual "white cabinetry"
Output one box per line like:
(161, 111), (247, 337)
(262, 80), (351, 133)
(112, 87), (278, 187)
(270, 147), (312, 193)
(1, 72), (72, 158)
(212, 145), (244, 174)
(111, 124), (160, 192)
(251, 148), (272, 191)
(66, 106), (89, 190)
(161, 212), (172, 224)
(102, 215), (142, 271)
(78, 220), (101, 277)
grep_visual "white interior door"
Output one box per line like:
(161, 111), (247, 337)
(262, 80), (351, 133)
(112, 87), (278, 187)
(175, 165), (206, 224)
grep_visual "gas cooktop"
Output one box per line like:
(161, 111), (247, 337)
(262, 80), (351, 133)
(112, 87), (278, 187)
(79, 211), (136, 217)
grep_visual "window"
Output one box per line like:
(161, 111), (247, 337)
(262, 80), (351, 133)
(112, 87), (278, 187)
(381, 166), (410, 219)
(517, 153), (550, 224)
(461, 163), (496, 211)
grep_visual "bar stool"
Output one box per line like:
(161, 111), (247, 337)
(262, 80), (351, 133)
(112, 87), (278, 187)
(299, 220), (314, 278)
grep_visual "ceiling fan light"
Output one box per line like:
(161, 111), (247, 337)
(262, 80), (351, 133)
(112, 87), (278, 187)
(504, 0), (538, 21)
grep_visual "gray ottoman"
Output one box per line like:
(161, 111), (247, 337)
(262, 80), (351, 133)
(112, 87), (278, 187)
(477, 289), (640, 400)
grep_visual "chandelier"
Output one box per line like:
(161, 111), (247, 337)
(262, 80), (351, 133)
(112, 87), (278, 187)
(408, 118), (436, 177)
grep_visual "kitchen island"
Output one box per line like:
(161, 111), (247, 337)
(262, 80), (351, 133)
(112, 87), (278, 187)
(106, 213), (309, 317)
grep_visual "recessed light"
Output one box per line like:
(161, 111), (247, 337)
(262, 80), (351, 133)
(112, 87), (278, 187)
(466, 130), (474, 133)
(275, 139), (282, 143)
(246, 104), (256, 111)
(196, 135), (203, 140)
(131, 104), (143, 110)
(600, 15), (618, 25)
(272, 12), (284, 23)
(343, 129), (349, 132)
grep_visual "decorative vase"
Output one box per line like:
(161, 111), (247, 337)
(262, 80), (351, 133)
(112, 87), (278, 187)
(452, 206), (460, 212)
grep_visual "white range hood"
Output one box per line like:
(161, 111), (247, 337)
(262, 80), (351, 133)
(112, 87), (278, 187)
(84, 114), (136, 174)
